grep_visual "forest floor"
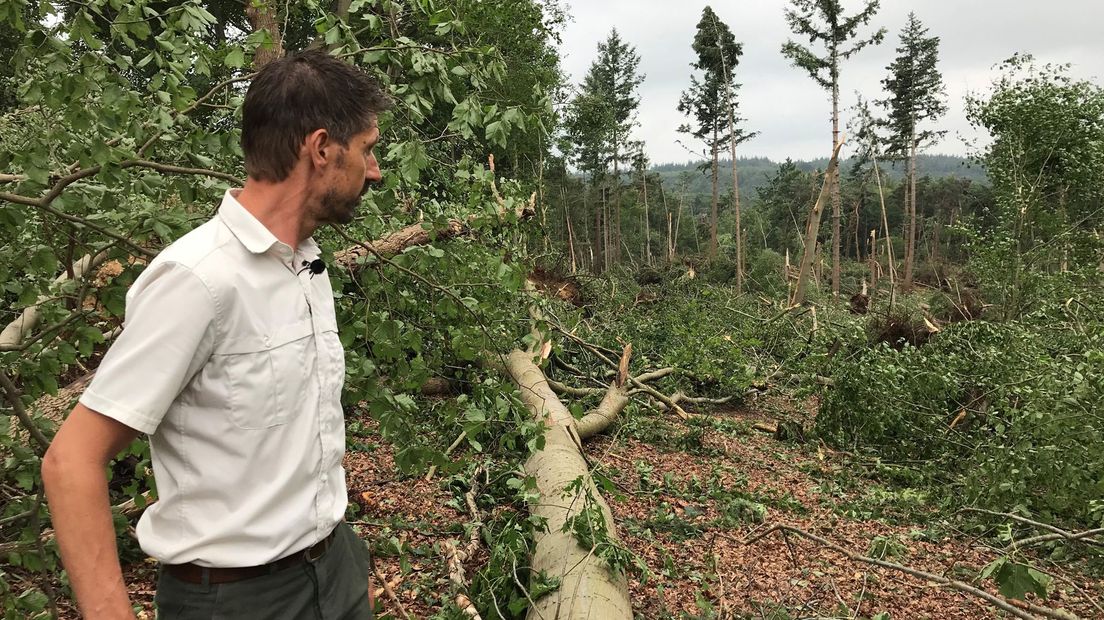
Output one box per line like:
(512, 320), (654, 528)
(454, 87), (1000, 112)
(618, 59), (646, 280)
(95, 389), (1104, 619)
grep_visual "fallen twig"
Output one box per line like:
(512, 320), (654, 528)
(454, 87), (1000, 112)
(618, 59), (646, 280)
(744, 524), (1080, 620)
(424, 431), (468, 482)
(959, 508), (1104, 551)
(372, 565), (413, 620)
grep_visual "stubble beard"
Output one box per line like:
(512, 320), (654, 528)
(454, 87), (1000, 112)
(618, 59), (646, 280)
(319, 187), (360, 225)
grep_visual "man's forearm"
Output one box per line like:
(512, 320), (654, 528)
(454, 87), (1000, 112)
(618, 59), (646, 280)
(43, 454), (135, 619)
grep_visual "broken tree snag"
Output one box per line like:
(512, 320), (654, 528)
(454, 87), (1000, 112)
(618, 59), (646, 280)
(503, 349), (632, 620)
(574, 386), (631, 441)
(792, 137), (845, 306)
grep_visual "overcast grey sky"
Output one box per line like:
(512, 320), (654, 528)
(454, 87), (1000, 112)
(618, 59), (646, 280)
(556, 0), (1104, 165)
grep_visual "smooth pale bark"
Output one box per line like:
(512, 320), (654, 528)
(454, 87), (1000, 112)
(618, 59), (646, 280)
(0, 251), (111, 351)
(792, 140), (844, 306)
(503, 350), (632, 620)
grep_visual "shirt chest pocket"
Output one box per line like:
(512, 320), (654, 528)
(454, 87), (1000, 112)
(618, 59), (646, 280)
(215, 319), (315, 429)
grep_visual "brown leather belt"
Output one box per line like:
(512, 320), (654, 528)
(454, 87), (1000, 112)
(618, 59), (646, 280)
(164, 526), (339, 585)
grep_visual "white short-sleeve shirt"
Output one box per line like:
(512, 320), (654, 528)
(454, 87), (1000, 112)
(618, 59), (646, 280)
(80, 189), (348, 567)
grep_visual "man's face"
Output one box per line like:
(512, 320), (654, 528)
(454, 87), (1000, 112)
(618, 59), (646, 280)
(317, 122), (382, 225)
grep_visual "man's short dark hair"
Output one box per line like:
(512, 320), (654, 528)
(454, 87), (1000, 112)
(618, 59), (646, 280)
(242, 49), (391, 182)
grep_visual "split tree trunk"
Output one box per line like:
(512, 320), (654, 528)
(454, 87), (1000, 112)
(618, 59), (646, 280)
(566, 210), (578, 274)
(503, 350), (633, 620)
(792, 140), (844, 306)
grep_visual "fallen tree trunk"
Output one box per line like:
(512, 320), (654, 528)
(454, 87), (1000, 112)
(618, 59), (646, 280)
(0, 250), (111, 351)
(503, 348), (633, 620)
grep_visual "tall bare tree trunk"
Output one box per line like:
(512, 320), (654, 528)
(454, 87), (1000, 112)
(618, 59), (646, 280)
(565, 197), (578, 273)
(868, 229), (878, 293)
(729, 130), (743, 291)
(612, 134), (622, 265)
(592, 187), (603, 273)
(642, 172), (651, 266)
(709, 125), (719, 260)
(903, 133), (917, 290)
(675, 190), (685, 260)
(659, 180), (672, 263)
(830, 77), (841, 298)
(716, 37), (744, 290)
(872, 153), (896, 309)
(603, 185), (611, 272)
(793, 141), (844, 306)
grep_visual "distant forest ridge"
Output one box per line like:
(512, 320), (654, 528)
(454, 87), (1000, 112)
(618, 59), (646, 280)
(650, 154), (988, 200)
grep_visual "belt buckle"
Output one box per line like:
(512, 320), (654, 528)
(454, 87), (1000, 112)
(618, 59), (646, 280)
(303, 539), (326, 563)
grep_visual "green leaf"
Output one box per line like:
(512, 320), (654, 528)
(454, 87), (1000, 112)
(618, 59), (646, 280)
(225, 48), (245, 69)
(991, 560), (1051, 600)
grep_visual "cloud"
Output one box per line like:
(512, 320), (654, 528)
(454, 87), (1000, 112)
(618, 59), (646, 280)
(557, 0), (1104, 165)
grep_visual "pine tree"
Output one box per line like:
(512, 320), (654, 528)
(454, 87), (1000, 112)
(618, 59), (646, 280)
(590, 29), (644, 265)
(564, 29), (643, 272)
(879, 12), (947, 290)
(781, 0), (885, 297)
(678, 6), (753, 277)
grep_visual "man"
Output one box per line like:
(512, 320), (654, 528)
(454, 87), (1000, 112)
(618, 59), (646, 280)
(41, 49), (389, 619)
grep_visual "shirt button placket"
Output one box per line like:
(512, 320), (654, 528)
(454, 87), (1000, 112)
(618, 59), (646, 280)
(303, 274), (331, 534)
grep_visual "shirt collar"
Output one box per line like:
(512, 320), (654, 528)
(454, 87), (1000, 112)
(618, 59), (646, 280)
(218, 189), (320, 260)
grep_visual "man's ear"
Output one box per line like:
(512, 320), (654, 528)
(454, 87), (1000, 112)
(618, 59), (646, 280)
(303, 128), (332, 169)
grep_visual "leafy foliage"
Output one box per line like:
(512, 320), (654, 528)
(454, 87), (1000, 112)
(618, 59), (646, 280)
(0, 0), (561, 614)
(818, 317), (1104, 527)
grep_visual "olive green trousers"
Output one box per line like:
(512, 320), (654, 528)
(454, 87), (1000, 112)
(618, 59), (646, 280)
(154, 522), (374, 619)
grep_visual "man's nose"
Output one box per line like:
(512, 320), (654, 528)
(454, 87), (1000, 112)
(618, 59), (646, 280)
(365, 154), (382, 184)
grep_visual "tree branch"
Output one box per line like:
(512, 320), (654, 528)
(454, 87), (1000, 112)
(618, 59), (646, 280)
(745, 524), (1080, 620)
(0, 371), (51, 457)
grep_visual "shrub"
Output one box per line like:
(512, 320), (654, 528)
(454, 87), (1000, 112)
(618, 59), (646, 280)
(818, 319), (1104, 526)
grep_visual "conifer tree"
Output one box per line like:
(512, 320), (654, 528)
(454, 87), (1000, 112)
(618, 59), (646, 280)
(592, 29), (644, 264)
(879, 12), (947, 290)
(564, 29), (643, 271)
(678, 7), (752, 272)
(781, 0), (885, 296)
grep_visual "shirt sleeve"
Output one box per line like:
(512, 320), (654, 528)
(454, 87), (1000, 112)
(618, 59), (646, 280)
(80, 261), (217, 434)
